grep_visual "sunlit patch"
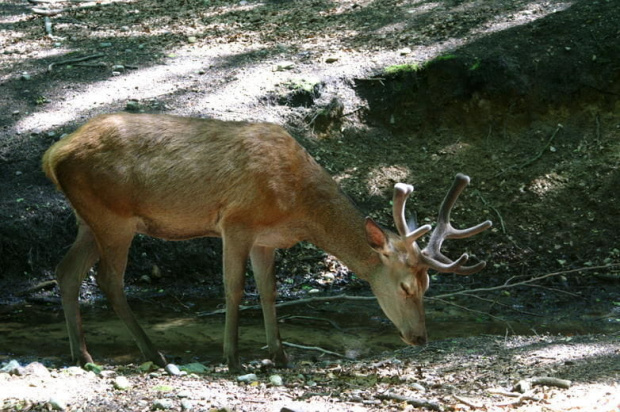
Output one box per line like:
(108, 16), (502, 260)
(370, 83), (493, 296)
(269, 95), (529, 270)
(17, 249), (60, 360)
(528, 172), (567, 196)
(473, 2), (574, 36)
(366, 165), (411, 196)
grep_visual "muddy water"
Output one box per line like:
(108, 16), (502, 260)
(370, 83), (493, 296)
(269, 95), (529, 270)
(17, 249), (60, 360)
(0, 298), (613, 366)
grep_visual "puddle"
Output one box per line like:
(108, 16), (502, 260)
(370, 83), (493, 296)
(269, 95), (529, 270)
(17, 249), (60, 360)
(0, 298), (614, 365)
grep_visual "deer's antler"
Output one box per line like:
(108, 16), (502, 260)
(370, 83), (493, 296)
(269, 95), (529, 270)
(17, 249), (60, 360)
(392, 174), (492, 274)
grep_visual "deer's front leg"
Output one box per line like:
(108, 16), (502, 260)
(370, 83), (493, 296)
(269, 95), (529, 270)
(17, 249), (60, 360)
(222, 232), (252, 372)
(251, 245), (288, 368)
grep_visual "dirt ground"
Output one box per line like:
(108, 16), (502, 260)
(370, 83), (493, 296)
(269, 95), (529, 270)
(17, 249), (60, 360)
(0, 0), (619, 410)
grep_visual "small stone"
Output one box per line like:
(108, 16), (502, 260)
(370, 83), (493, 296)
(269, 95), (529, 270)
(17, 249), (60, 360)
(165, 363), (181, 376)
(237, 373), (258, 382)
(49, 397), (66, 411)
(15, 171), (22, 176)
(187, 36), (197, 43)
(274, 61), (295, 71)
(322, 273), (335, 282)
(181, 399), (193, 410)
(308, 288), (320, 294)
(269, 374), (283, 386)
(64, 366), (86, 376)
(179, 362), (208, 374)
(20, 72), (31, 81)
(0, 360), (21, 374)
(99, 42), (112, 48)
(112, 65), (125, 71)
(153, 399), (174, 410)
(113, 376), (131, 390)
(325, 56), (339, 63)
(398, 47), (412, 55)
(100, 370), (117, 379)
(121, 26), (130, 32)
(409, 382), (426, 392)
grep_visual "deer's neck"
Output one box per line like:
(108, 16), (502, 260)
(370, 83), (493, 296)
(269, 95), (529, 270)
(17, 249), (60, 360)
(304, 188), (380, 279)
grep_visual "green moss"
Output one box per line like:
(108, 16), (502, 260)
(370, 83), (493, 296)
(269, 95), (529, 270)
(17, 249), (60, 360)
(384, 63), (421, 75)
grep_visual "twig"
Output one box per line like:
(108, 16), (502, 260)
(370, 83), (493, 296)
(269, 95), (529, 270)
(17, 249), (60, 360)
(375, 392), (442, 411)
(278, 315), (343, 331)
(198, 264), (618, 317)
(48, 53), (104, 71)
(495, 393), (542, 407)
(431, 264), (619, 300)
(513, 376), (571, 392)
(16, 280), (58, 296)
(453, 395), (483, 409)
(280, 341), (346, 358)
(452, 292), (542, 317)
(473, 189), (505, 234)
(197, 294), (375, 316)
(496, 123), (562, 176)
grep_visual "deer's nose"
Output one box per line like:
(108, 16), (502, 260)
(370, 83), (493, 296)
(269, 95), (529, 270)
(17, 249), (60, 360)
(401, 332), (427, 346)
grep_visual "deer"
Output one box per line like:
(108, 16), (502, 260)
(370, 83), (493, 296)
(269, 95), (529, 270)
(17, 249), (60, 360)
(42, 112), (492, 371)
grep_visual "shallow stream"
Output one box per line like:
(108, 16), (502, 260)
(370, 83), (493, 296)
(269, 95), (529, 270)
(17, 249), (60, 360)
(0, 297), (614, 366)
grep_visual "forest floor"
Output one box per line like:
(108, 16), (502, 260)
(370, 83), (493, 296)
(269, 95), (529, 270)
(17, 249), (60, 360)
(0, 0), (619, 411)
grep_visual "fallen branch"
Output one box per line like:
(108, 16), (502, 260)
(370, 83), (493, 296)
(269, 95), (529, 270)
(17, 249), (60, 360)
(16, 280), (57, 296)
(496, 123), (563, 176)
(278, 315), (343, 331)
(513, 376), (571, 392)
(488, 388), (543, 406)
(453, 394), (483, 409)
(280, 341), (346, 358)
(431, 264), (619, 300)
(48, 53), (104, 71)
(375, 392), (442, 411)
(197, 294), (374, 316)
(197, 264), (618, 316)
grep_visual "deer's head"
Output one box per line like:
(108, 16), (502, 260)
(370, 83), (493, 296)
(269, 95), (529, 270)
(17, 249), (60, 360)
(365, 174), (492, 345)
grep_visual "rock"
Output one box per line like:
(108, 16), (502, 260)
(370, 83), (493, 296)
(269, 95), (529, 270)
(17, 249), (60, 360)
(99, 42), (112, 48)
(23, 362), (51, 378)
(181, 399), (193, 410)
(126, 100), (141, 111)
(20, 72), (31, 81)
(179, 362), (208, 374)
(410, 382), (426, 392)
(325, 56), (339, 63)
(398, 47), (412, 55)
(274, 61), (296, 71)
(187, 36), (197, 43)
(165, 363), (182, 376)
(177, 390), (191, 398)
(153, 399), (174, 410)
(100, 370), (117, 379)
(112, 64), (125, 71)
(0, 360), (21, 374)
(113, 376), (131, 390)
(269, 374), (283, 386)
(49, 397), (66, 411)
(237, 373), (258, 382)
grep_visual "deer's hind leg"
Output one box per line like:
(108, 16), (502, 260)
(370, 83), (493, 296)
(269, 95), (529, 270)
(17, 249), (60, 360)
(56, 216), (100, 365)
(92, 217), (168, 367)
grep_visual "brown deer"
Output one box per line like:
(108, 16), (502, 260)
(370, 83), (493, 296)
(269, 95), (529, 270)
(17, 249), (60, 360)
(42, 113), (492, 371)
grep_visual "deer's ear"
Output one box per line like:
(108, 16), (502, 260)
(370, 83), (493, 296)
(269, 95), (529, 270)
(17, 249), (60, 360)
(365, 217), (390, 253)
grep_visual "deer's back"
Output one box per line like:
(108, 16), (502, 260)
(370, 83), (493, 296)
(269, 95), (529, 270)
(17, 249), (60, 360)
(43, 113), (335, 242)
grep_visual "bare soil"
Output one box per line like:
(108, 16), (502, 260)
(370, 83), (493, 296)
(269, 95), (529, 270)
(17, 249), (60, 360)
(0, 0), (619, 410)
